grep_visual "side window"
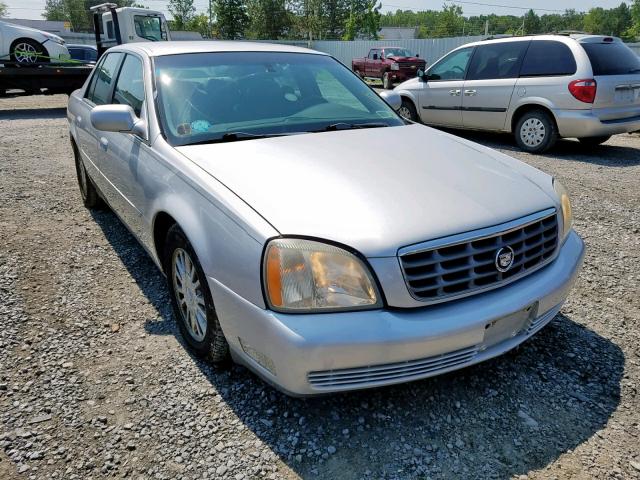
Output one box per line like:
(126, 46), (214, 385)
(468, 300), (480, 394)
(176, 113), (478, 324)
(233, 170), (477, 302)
(369, 49), (378, 60)
(86, 52), (123, 105)
(106, 21), (114, 39)
(467, 41), (529, 80)
(113, 55), (145, 117)
(427, 47), (473, 81)
(520, 41), (577, 77)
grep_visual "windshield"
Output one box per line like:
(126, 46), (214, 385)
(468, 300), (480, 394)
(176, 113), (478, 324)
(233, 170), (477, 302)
(582, 42), (640, 75)
(154, 52), (404, 146)
(385, 48), (413, 58)
(134, 15), (165, 41)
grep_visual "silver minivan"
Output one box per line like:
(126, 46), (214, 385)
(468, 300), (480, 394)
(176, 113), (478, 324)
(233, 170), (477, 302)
(395, 34), (640, 152)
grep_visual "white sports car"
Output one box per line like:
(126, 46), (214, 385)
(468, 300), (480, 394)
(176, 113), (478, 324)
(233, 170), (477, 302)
(0, 21), (70, 64)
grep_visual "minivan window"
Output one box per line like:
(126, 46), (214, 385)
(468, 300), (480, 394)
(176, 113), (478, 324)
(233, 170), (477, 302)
(582, 42), (640, 75)
(520, 40), (576, 77)
(86, 52), (123, 105)
(113, 55), (145, 117)
(427, 47), (473, 81)
(467, 41), (529, 80)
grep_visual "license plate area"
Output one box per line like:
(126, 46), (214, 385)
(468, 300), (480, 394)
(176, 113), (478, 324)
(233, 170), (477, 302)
(482, 302), (538, 349)
(614, 86), (640, 104)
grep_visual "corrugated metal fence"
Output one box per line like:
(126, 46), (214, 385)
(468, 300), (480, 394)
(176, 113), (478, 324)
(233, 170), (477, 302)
(312, 37), (485, 66)
(628, 43), (640, 56)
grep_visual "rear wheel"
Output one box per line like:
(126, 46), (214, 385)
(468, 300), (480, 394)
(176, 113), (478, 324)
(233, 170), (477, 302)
(383, 71), (393, 90)
(398, 98), (419, 122)
(164, 225), (230, 365)
(10, 39), (47, 64)
(73, 144), (103, 209)
(514, 109), (557, 153)
(578, 135), (611, 147)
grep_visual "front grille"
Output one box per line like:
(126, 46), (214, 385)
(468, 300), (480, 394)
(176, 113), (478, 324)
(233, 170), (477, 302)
(398, 61), (426, 70)
(399, 210), (559, 303)
(308, 346), (478, 388)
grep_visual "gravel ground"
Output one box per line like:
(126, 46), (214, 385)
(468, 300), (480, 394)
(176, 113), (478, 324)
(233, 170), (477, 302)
(0, 94), (639, 480)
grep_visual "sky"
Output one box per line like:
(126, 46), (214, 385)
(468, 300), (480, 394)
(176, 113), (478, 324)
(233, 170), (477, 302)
(1, 0), (630, 22)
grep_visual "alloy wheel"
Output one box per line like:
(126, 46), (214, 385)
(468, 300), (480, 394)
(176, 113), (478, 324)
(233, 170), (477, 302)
(172, 248), (207, 342)
(14, 43), (39, 63)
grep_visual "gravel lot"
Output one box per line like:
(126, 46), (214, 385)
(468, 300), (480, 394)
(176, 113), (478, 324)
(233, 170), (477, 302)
(1, 94), (639, 480)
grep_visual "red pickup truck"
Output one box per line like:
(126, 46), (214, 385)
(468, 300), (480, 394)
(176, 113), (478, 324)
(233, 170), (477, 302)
(352, 47), (427, 89)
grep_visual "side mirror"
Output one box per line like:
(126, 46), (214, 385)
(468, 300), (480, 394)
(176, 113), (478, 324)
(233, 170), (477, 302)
(379, 90), (402, 111)
(90, 104), (147, 139)
(416, 53), (420, 58)
(417, 69), (425, 80)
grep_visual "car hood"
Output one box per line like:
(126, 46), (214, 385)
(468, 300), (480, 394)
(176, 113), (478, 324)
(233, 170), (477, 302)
(176, 124), (557, 257)
(0, 21), (51, 38)
(388, 56), (424, 63)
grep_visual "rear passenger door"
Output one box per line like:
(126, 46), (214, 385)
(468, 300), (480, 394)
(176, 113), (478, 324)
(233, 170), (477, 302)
(462, 41), (529, 130)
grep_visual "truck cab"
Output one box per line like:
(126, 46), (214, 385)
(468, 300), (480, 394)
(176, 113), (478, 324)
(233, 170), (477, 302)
(101, 8), (171, 45)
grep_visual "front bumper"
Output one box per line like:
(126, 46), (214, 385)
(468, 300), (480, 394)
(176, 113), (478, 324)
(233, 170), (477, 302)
(42, 40), (70, 62)
(555, 108), (640, 138)
(210, 231), (584, 396)
(390, 69), (421, 82)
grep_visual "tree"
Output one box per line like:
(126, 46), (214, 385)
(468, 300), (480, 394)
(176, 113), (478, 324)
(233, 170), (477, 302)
(214, 0), (248, 39)
(0, 2), (7, 17)
(433, 4), (463, 37)
(523, 9), (541, 34)
(169, 0), (196, 30)
(246, 0), (290, 39)
(325, 0), (348, 39)
(342, 0), (381, 40)
(187, 13), (211, 37)
(630, 0), (640, 39)
(43, 0), (67, 21)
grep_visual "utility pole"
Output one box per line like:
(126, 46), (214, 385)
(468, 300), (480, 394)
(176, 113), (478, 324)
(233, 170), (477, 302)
(209, 0), (213, 38)
(484, 19), (488, 36)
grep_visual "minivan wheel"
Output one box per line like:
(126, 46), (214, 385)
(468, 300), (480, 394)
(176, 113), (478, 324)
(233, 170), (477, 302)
(164, 225), (230, 365)
(514, 110), (557, 153)
(398, 98), (419, 122)
(383, 72), (393, 90)
(73, 145), (103, 209)
(578, 135), (611, 147)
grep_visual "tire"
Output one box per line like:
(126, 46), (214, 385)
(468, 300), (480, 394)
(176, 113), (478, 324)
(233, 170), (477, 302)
(10, 38), (48, 65)
(398, 98), (419, 122)
(514, 109), (557, 153)
(578, 135), (611, 147)
(164, 224), (230, 365)
(383, 71), (393, 90)
(72, 143), (103, 209)
(354, 68), (363, 79)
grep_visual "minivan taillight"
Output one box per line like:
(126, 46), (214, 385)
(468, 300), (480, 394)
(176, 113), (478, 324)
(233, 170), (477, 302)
(568, 79), (597, 103)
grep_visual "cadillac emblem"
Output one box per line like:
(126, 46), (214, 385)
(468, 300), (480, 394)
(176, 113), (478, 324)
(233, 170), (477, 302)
(495, 246), (515, 272)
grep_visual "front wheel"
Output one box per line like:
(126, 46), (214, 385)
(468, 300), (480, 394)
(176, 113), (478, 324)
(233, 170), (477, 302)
(398, 98), (419, 122)
(10, 39), (47, 64)
(164, 225), (230, 365)
(578, 135), (611, 147)
(383, 72), (393, 90)
(514, 109), (557, 153)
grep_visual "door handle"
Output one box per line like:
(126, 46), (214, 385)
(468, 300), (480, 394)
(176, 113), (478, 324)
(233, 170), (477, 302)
(449, 89), (461, 96)
(464, 89), (477, 96)
(100, 137), (109, 150)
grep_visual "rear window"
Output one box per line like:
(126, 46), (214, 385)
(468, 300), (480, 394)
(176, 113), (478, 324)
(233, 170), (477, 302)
(582, 42), (640, 76)
(520, 40), (576, 77)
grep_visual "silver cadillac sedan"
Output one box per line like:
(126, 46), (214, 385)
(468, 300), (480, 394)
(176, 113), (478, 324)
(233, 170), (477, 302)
(67, 42), (585, 396)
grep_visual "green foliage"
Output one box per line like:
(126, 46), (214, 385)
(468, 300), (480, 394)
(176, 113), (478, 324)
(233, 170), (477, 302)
(341, 0), (381, 40)
(214, 0), (249, 39)
(523, 9), (541, 35)
(246, 0), (290, 39)
(186, 13), (211, 37)
(0, 2), (7, 17)
(630, 0), (640, 39)
(43, 0), (142, 31)
(168, 0), (195, 30)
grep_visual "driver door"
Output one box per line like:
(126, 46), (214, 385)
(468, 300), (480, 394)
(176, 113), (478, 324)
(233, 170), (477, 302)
(418, 47), (474, 127)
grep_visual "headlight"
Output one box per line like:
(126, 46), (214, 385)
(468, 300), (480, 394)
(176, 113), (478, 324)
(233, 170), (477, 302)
(553, 179), (573, 242)
(43, 33), (64, 45)
(391, 62), (400, 71)
(263, 238), (382, 313)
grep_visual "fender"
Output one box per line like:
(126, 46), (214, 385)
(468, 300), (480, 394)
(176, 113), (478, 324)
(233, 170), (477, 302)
(506, 96), (559, 132)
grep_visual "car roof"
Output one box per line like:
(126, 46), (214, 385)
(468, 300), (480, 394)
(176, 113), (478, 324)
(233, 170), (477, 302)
(113, 41), (327, 58)
(460, 33), (622, 49)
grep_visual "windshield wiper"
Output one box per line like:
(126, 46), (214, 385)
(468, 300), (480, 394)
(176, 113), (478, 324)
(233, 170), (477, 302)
(183, 131), (301, 146)
(314, 122), (389, 132)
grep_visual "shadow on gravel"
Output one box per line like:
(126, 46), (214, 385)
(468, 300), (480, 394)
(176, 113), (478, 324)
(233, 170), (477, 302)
(91, 208), (624, 480)
(0, 107), (67, 120)
(445, 129), (640, 167)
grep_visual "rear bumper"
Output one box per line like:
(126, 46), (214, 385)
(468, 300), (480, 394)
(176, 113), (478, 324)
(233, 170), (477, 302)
(555, 108), (640, 138)
(210, 231), (584, 396)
